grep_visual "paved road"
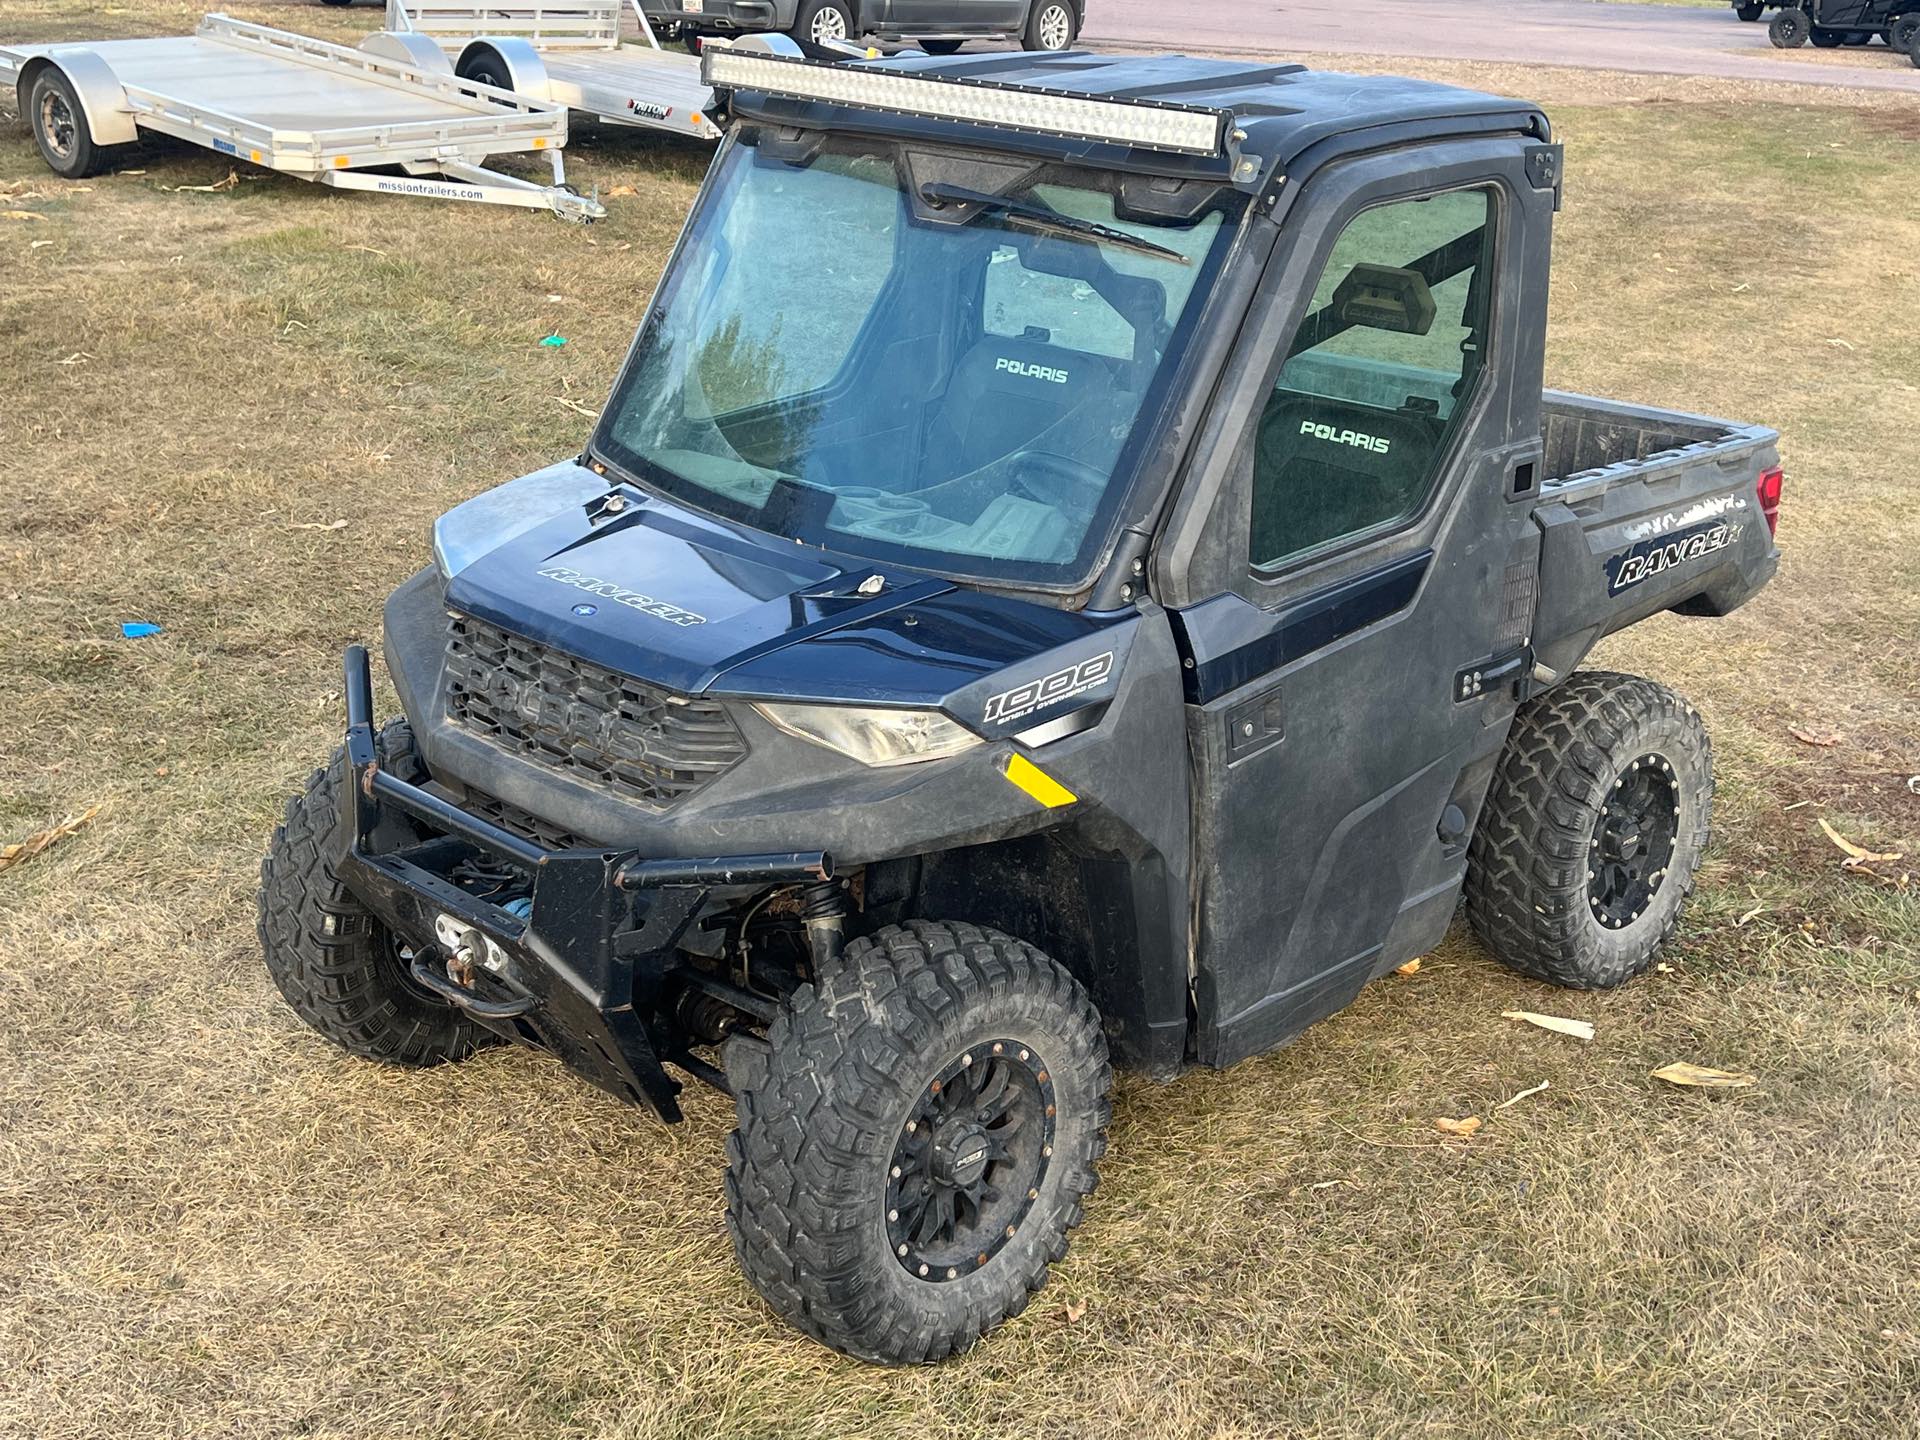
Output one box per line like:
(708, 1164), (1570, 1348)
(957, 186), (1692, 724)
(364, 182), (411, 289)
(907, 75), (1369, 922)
(1081, 0), (1920, 92)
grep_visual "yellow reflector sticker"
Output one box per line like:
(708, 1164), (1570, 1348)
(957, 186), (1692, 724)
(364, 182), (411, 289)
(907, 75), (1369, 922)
(250, 149), (261, 163)
(1002, 754), (1077, 809)
(333, 156), (349, 168)
(533, 137), (546, 149)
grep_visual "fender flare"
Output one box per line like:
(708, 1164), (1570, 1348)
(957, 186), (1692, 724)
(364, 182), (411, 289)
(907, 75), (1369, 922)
(357, 30), (454, 75)
(16, 49), (138, 147)
(452, 38), (552, 102)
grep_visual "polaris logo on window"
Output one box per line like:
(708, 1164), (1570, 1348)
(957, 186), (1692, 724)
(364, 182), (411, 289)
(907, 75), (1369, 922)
(1604, 518), (1740, 597)
(1300, 420), (1391, 455)
(535, 565), (707, 627)
(995, 357), (1070, 385)
(983, 652), (1116, 727)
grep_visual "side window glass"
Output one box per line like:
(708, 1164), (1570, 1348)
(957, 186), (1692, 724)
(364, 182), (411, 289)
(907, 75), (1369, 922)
(1249, 188), (1495, 570)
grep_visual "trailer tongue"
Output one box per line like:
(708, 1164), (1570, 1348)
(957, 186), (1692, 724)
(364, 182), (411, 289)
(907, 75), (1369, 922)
(0, 14), (605, 220)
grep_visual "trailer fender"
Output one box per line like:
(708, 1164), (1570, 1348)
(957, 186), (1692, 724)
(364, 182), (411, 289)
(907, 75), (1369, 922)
(453, 39), (552, 103)
(358, 31), (454, 76)
(16, 50), (138, 147)
(728, 34), (807, 57)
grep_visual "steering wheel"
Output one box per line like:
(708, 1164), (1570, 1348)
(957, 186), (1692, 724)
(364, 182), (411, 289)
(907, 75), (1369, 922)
(1006, 450), (1108, 512)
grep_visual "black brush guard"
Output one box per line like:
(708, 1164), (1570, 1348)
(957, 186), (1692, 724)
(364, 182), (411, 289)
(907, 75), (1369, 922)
(336, 646), (830, 1121)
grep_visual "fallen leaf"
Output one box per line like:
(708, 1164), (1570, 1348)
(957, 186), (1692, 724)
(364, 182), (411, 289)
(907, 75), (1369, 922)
(1061, 1299), (1088, 1324)
(290, 519), (349, 532)
(1789, 725), (1842, 747)
(1501, 1010), (1595, 1041)
(604, 183), (639, 198)
(2, 209), (47, 222)
(346, 244), (387, 256)
(0, 806), (103, 875)
(165, 170), (240, 194)
(1818, 817), (1903, 867)
(30, 239), (53, 250)
(1433, 1115), (1482, 1137)
(1735, 905), (1764, 927)
(552, 395), (599, 419)
(1394, 958), (1422, 976)
(1493, 1080), (1549, 1111)
(1654, 962), (1676, 973)
(1308, 1179), (1347, 1191)
(1650, 1061), (1757, 1090)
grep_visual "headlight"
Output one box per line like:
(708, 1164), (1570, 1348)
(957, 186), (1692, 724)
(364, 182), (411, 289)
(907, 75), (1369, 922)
(754, 702), (982, 768)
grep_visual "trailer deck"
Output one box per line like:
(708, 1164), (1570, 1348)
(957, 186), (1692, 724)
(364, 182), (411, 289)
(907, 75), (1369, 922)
(0, 15), (605, 219)
(384, 0), (722, 142)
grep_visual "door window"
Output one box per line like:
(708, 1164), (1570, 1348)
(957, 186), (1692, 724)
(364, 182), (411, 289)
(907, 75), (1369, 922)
(1249, 188), (1495, 570)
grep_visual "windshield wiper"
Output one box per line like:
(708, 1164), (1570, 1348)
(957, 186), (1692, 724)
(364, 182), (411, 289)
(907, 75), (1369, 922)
(918, 182), (1191, 266)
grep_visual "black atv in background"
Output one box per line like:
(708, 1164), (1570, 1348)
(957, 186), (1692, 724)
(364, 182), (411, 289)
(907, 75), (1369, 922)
(258, 49), (1784, 1364)
(1761, 0), (1920, 51)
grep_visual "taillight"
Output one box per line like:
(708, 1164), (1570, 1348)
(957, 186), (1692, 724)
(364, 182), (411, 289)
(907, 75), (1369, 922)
(1756, 466), (1783, 538)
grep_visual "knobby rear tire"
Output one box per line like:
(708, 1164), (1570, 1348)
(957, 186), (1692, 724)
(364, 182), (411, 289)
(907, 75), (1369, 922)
(1466, 672), (1713, 990)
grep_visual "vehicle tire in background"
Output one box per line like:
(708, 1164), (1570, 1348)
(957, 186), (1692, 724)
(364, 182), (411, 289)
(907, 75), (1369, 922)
(28, 69), (119, 180)
(920, 38), (965, 53)
(1892, 14), (1920, 51)
(1023, 0), (1078, 50)
(320, 0), (356, 7)
(258, 719), (501, 1067)
(1465, 673), (1713, 991)
(1735, 1), (1764, 16)
(1769, 7), (1811, 44)
(455, 48), (514, 93)
(791, 0), (854, 44)
(725, 920), (1111, 1364)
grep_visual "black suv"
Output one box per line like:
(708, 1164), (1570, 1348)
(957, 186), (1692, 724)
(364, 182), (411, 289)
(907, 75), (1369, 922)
(645, 0), (1082, 51)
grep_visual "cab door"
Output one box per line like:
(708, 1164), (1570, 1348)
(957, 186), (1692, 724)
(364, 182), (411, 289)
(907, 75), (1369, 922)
(879, 0), (1028, 34)
(1155, 139), (1558, 1067)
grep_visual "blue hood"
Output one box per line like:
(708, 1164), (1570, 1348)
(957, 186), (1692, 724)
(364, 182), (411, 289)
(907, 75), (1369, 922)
(443, 488), (1133, 720)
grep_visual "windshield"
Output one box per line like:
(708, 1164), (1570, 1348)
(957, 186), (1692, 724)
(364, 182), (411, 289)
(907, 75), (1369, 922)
(595, 132), (1242, 586)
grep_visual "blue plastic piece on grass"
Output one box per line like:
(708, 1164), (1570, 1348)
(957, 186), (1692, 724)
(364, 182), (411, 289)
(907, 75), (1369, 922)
(539, 333), (568, 347)
(121, 622), (163, 639)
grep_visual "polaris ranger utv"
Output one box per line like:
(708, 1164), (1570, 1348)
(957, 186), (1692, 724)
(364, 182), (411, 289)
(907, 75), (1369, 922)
(258, 47), (1784, 1363)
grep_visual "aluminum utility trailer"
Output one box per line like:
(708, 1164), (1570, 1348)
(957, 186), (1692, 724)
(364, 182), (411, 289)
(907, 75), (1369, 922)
(0, 14), (605, 219)
(382, 0), (723, 142)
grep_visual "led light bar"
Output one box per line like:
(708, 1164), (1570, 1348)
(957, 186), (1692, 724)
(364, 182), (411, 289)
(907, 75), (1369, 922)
(703, 49), (1229, 158)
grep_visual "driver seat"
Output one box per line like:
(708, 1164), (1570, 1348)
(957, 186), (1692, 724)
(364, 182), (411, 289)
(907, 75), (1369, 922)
(923, 337), (1133, 481)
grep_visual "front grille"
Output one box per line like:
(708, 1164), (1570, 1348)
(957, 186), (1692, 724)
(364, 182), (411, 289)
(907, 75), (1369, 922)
(444, 613), (747, 812)
(458, 786), (589, 852)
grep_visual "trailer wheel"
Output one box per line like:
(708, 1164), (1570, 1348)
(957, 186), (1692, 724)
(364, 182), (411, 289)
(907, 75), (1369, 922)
(1769, 7), (1811, 44)
(1466, 672), (1713, 991)
(724, 921), (1111, 1364)
(790, 0), (854, 44)
(1735, 2), (1764, 18)
(28, 69), (118, 180)
(1023, 1), (1079, 50)
(257, 719), (500, 1068)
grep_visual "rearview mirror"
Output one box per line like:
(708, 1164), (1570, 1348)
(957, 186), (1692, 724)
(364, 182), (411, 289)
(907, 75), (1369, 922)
(1330, 263), (1436, 336)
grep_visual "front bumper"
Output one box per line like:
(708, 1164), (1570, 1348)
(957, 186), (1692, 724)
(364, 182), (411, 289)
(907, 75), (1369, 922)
(336, 645), (829, 1121)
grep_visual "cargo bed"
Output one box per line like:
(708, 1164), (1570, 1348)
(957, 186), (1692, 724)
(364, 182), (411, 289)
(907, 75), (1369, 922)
(1530, 391), (1782, 679)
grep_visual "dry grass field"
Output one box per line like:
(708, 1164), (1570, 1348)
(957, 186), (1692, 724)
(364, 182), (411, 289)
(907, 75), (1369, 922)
(2, 3), (1917, 1436)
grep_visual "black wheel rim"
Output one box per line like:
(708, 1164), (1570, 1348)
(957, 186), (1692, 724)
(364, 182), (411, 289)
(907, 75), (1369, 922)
(886, 1040), (1055, 1283)
(1588, 753), (1680, 930)
(39, 90), (76, 160)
